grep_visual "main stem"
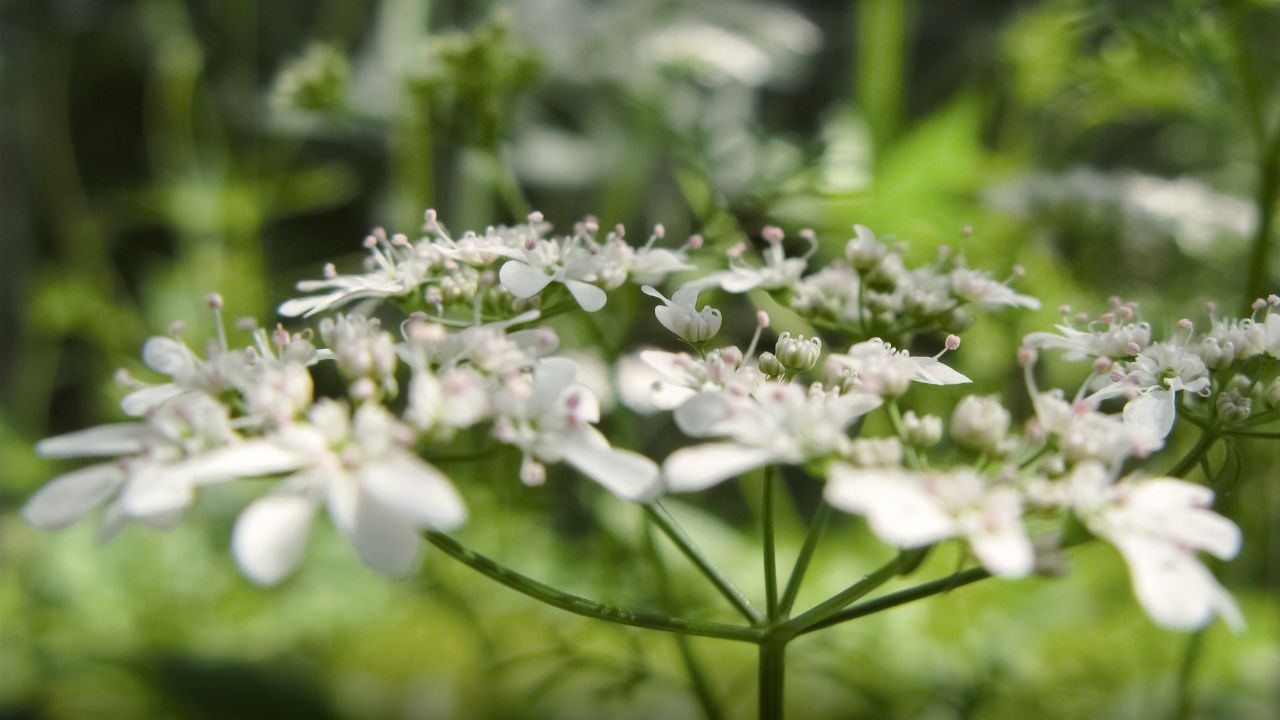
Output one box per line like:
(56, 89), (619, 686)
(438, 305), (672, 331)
(758, 641), (786, 720)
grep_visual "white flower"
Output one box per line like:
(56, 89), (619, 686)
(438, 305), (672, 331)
(950, 267), (1040, 309)
(1066, 463), (1242, 630)
(824, 464), (1034, 577)
(24, 394), (241, 541)
(1091, 342), (1210, 440)
(828, 338), (970, 397)
(279, 229), (440, 317)
(493, 358), (661, 501)
(497, 234), (608, 312)
(1023, 321), (1152, 361)
(189, 400), (467, 585)
(620, 347), (759, 412)
(642, 285), (722, 343)
(662, 382), (881, 491)
(696, 228), (807, 293)
(950, 395), (1011, 454)
(1030, 390), (1162, 468)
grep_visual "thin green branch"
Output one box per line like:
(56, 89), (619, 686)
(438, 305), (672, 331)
(800, 567), (989, 634)
(775, 551), (918, 639)
(643, 520), (724, 720)
(763, 468), (780, 622)
(645, 503), (765, 625)
(777, 502), (832, 617)
(424, 532), (763, 643)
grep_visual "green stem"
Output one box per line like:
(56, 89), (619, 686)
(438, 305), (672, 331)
(775, 551), (916, 639)
(1173, 629), (1206, 720)
(1222, 429), (1280, 439)
(643, 519), (724, 720)
(763, 468), (780, 622)
(1168, 431), (1219, 479)
(645, 503), (765, 625)
(800, 567), (989, 634)
(777, 502), (833, 617)
(884, 401), (921, 468)
(1242, 103), (1280, 310)
(424, 532), (762, 643)
(758, 641), (786, 720)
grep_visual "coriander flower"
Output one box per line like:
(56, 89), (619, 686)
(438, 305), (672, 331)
(950, 267), (1040, 309)
(1092, 342), (1211, 440)
(642, 285), (722, 343)
(825, 464), (1034, 577)
(24, 394), (240, 541)
(662, 382), (881, 491)
(496, 226), (608, 312)
(696, 226), (808, 293)
(1066, 463), (1242, 630)
(828, 338), (970, 397)
(193, 400), (467, 584)
(492, 358), (661, 501)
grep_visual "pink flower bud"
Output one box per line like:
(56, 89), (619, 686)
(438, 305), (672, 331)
(757, 311), (771, 328)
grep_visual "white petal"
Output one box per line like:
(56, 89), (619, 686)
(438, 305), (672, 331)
(562, 428), (661, 502)
(717, 270), (763, 293)
(672, 391), (733, 437)
(182, 440), (307, 485)
(565, 280), (607, 312)
(122, 465), (194, 519)
(824, 465), (956, 547)
(1123, 389), (1176, 439)
(967, 491), (1034, 578)
(333, 487), (423, 576)
(650, 382), (699, 411)
(120, 385), (186, 416)
(663, 442), (780, 492)
(22, 463), (125, 530)
(278, 292), (345, 318)
(911, 358), (971, 385)
(530, 357), (580, 415)
(499, 260), (555, 298)
(37, 423), (157, 458)
(97, 499), (131, 543)
(142, 336), (195, 375)
(360, 454), (468, 531)
(233, 494), (316, 585)
(1114, 535), (1237, 630)
(670, 285), (701, 308)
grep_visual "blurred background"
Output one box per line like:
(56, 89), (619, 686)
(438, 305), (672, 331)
(2, 0), (1278, 717)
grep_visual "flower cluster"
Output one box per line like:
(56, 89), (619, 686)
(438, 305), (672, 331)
(24, 212), (1260, 636)
(280, 211), (696, 318)
(26, 291), (658, 585)
(694, 224), (1038, 344)
(624, 277), (1248, 630)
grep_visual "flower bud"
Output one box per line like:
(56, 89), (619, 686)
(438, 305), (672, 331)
(850, 437), (904, 467)
(901, 410), (943, 447)
(941, 307), (974, 335)
(1216, 389), (1252, 424)
(758, 352), (784, 378)
(845, 225), (886, 271)
(951, 395), (1011, 454)
(1200, 337), (1235, 369)
(1267, 377), (1280, 409)
(774, 332), (822, 373)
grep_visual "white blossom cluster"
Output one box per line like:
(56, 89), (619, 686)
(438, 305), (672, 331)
(279, 210), (696, 319)
(25, 290), (658, 586)
(691, 224), (1038, 343)
(622, 282), (1253, 631)
(24, 212), (1261, 634)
